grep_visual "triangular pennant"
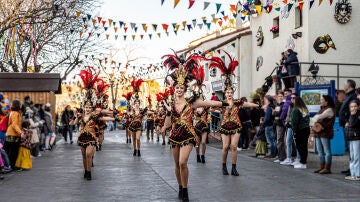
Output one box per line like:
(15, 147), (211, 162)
(70, 29), (74, 34)
(221, 11), (225, 16)
(106, 34), (109, 40)
(175, 24), (180, 30)
(165, 32), (169, 36)
(161, 0), (165, 5)
(174, 30), (178, 35)
(115, 35), (118, 40)
(233, 13), (237, 18)
(88, 32), (92, 37)
(275, 7), (281, 11)
(119, 21), (124, 28)
(92, 19), (96, 25)
(79, 31), (83, 37)
(134, 27), (138, 32)
(152, 24), (158, 31)
(113, 21), (116, 26)
(124, 27), (128, 33)
(211, 14), (216, 19)
(186, 24), (192, 31)
(192, 19), (196, 27)
(149, 34), (152, 39)
(229, 19), (235, 24)
(299, 2), (304, 12)
(124, 35), (127, 40)
(189, 0), (195, 9)
(142, 24), (148, 32)
(212, 18), (218, 23)
(203, 19), (207, 24)
(84, 24), (88, 29)
(82, 17), (87, 23)
(206, 23), (211, 30)
(267, 5), (273, 13)
(162, 24), (169, 32)
(97, 33), (100, 38)
(130, 23), (136, 30)
(204, 2), (210, 10)
(243, 5), (250, 12)
(108, 19), (113, 27)
(97, 17), (102, 23)
(218, 21), (223, 27)
(288, 3), (294, 12)
(114, 27), (118, 32)
(282, 0), (288, 4)
(182, 21), (187, 28)
(223, 16), (228, 21)
(157, 33), (161, 38)
(104, 27), (108, 31)
(231, 43), (236, 48)
(255, 5), (262, 15)
(197, 24), (203, 29)
(174, 0), (180, 8)
(76, 11), (81, 18)
(140, 35), (144, 40)
(330, 0), (333, 5)
(319, 0), (323, 6)
(217, 50), (221, 54)
(101, 20), (106, 27)
(132, 35), (136, 41)
(216, 3), (222, 13)
(241, 16), (246, 21)
(230, 4), (236, 13)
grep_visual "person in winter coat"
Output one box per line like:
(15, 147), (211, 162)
(263, 95), (277, 158)
(26, 109), (44, 157)
(283, 49), (300, 89)
(43, 103), (55, 150)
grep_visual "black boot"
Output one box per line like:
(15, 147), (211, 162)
(129, 138), (132, 143)
(178, 185), (183, 199)
(126, 139), (128, 144)
(99, 144), (102, 151)
(157, 137), (160, 142)
(162, 140), (166, 145)
(84, 171), (87, 179)
(182, 188), (189, 202)
(197, 155), (201, 163)
(137, 149), (141, 156)
(201, 155), (205, 164)
(133, 149), (137, 156)
(231, 164), (239, 176)
(222, 163), (229, 175)
(87, 171), (92, 180)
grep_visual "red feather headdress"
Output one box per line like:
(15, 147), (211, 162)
(208, 50), (239, 91)
(147, 96), (152, 105)
(78, 67), (101, 90)
(156, 93), (164, 102)
(131, 78), (144, 93)
(122, 92), (133, 101)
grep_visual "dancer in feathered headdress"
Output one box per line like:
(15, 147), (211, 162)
(208, 50), (259, 177)
(145, 95), (155, 141)
(71, 66), (115, 180)
(161, 51), (227, 201)
(128, 77), (147, 156)
(121, 92), (133, 144)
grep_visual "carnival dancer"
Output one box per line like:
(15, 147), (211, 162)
(208, 51), (259, 176)
(161, 52), (226, 202)
(146, 96), (155, 141)
(122, 92), (133, 144)
(95, 79), (110, 151)
(71, 68), (115, 180)
(194, 106), (209, 163)
(128, 78), (147, 156)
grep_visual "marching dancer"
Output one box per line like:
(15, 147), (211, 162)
(72, 68), (115, 180)
(194, 106), (209, 163)
(208, 51), (258, 176)
(161, 52), (226, 201)
(122, 92), (133, 144)
(146, 96), (155, 141)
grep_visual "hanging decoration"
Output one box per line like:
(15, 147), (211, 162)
(286, 37), (295, 50)
(334, 0), (352, 24)
(313, 34), (336, 54)
(256, 26), (264, 46)
(256, 56), (263, 71)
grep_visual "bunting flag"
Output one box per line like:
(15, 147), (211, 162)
(162, 24), (169, 32)
(186, 24), (192, 31)
(132, 35), (136, 40)
(152, 24), (158, 31)
(182, 21), (187, 29)
(97, 17), (102, 23)
(97, 33), (100, 38)
(92, 19), (96, 25)
(140, 35), (144, 40)
(149, 34), (152, 39)
(255, 5), (262, 15)
(218, 21), (222, 27)
(288, 3), (293, 12)
(275, 7), (281, 11)
(134, 27), (138, 32)
(108, 19), (113, 26)
(84, 24), (88, 29)
(113, 21), (116, 26)
(157, 33), (161, 38)
(192, 19), (196, 27)
(79, 31), (83, 37)
(115, 35), (118, 40)
(174, 0), (180, 8)
(104, 27), (108, 31)
(165, 32), (169, 36)
(114, 27), (118, 32)
(124, 27), (128, 32)
(231, 43), (236, 48)
(106, 34), (109, 40)
(230, 4), (236, 13)
(175, 24), (180, 30)
(216, 3), (222, 13)
(188, 0), (195, 9)
(174, 30), (178, 35)
(206, 23), (211, 30)
(310, 0), (315, 9)
(124, 35), (127, 40)
(197, 24), (203, 29)
(142, 24), (148, 32)
(161, 0), (165, 6)
(82, 17), (86, 23)
(319, 0), (323, 6)
(101, 20), (106, 27)
(204, 2), (210, 10)
(266, 5), (273, 13)
(76, 11), (81, 18)
(299, 2), (304, 12)
(130, 23), (136, 30)
(220, 11), (225, 16)
(329, 0), (333, 5)
(223, 16), (228, 21)
(282, 0), (288, 4)
(119, 21), (124, 27)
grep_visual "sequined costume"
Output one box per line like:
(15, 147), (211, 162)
(155, 110), (165, 127)
(78, 113), (100, 148)
(194, 110), (209, 137)
(219, 99), (244, 135)
(146, 112), (155, 130)
(95, 120), (107, 137)
(169, 103), (199, 147)
(128, 109), (146, 132)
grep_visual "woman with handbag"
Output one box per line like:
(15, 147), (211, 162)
(312, 95), (335, 174)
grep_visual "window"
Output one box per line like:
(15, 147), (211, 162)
(273, 17), (279, 38)
(295, 6), (302, 29)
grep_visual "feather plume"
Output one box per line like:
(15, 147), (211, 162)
(192, 65), (205, 85)
(156, 93), (164, 101)
(78, 68), (101, 89)
(96, 79), (110, 94)
(131, 78), (144, 92)
(147, 96), (152, 105)
(208, 50), (239, 76)
(122, 92), (133, 101)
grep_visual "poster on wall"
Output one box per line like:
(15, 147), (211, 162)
(300, 89), (328, 113)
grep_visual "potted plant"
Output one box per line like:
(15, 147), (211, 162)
(270, 25), (279, 33)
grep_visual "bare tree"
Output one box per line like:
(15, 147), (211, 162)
(0, 0), (103, 79)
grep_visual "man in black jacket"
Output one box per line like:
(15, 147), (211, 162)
(339, 79), (357, 175)
(61, 105), (74, 144)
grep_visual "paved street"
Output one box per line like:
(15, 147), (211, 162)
(1, 130), (359, 202)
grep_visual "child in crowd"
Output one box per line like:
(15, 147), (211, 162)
(0, 140), (11, 173)
(255, 117), (267, 158)
(345, 100), (360, 181)
(15, 121), (33, 170)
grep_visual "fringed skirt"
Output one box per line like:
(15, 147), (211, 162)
(78, 132), (97, 148)
(128, 120), (142, 132)
(169, 123), (197, 148)
(219, 121), (242, 135)
(194, 121), (209, 137)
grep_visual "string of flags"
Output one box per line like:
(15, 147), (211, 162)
(160, 0), (237, 13)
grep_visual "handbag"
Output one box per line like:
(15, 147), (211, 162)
(312, 122), (324, 133)
(281, 66), (288, 74)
